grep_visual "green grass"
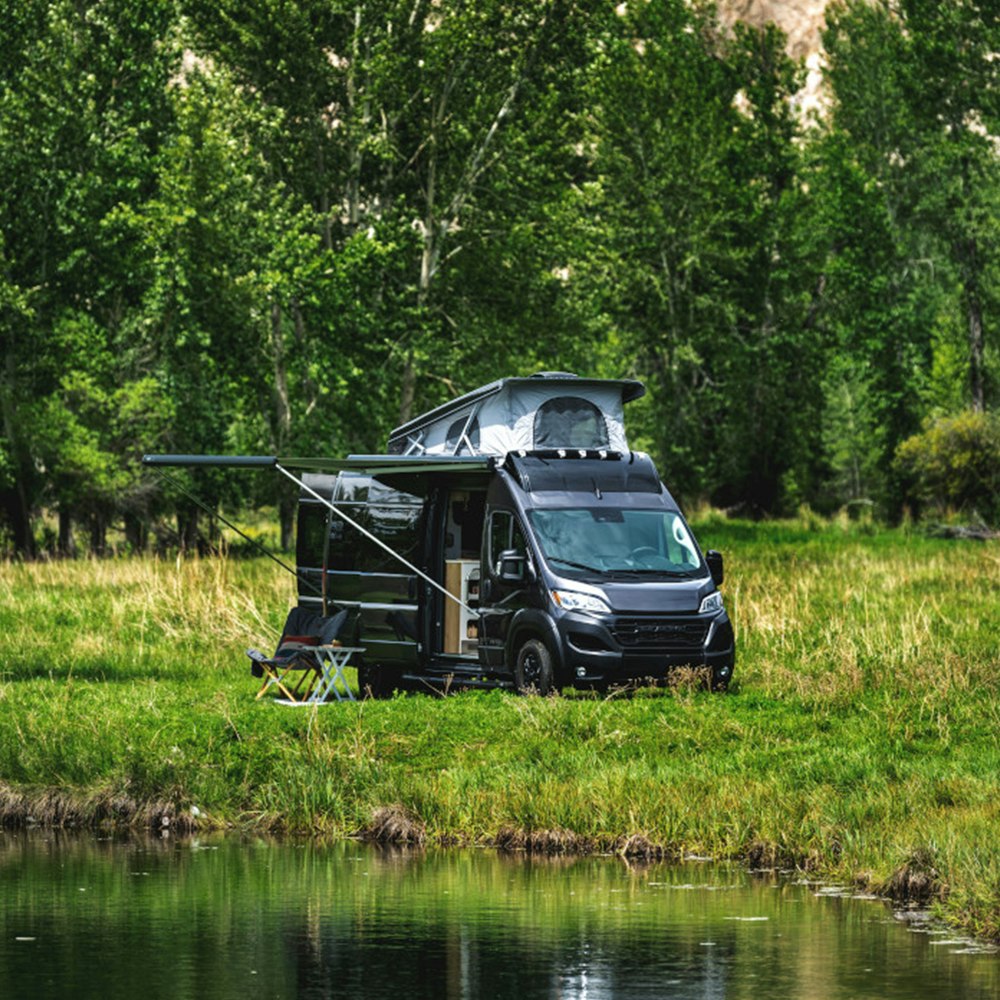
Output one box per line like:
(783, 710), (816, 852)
(0, 522), (998, 941)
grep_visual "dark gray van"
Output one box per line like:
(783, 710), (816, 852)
(146, 373), (734, 695)
(295, 449), (734, 695)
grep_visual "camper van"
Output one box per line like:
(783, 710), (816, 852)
(294, 374), (734, 695)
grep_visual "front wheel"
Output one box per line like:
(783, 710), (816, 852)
(513, 638), (555, 696)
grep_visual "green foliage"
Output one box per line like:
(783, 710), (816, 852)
(1, 0), (999, 551)
(589, 4), (825, 512)
(817, 0), (1000, 512)
(895, 409), (1000, 523)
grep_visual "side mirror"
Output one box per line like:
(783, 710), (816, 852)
(706, 550), (724, 587)
(497, 548), (527, 583)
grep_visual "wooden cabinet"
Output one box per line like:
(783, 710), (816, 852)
(444, 559), (480, 655)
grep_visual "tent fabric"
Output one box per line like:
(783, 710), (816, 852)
(397, 381), (631, 457)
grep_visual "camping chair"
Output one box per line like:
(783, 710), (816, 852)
(247, 607), (350, 703)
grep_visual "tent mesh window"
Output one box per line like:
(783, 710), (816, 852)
(445, 415), (481, 454)
(533, 397), (610, 450)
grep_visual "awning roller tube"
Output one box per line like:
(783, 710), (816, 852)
(142, 454), (278, 468)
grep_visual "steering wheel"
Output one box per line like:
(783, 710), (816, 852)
(628, 546), (660, 563)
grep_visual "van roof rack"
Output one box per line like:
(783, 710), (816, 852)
(504, 451), (663, 496)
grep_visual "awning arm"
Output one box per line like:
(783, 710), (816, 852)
(274, 463), (474, 616)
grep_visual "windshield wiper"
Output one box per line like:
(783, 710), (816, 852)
(549, 556), (605, 575)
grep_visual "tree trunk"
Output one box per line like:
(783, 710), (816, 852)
(964, 266), (985, 412)
(3, 486), (35, 558)
(399, 349), (416, 424)
(89, 513), (107, 557)
(124, 512), (147, 554)
(178, 507), (199, 554)
(955, 150), (986, 413)
(269, 301), (296, 547)
(58, 507), (76, 558)
(279, 490), (295, 553)
(271, 302), (291, 450)
(0, 354), (35, 557)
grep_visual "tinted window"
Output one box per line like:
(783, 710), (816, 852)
(527, 508), (703, 578)
(359, 504), (423, 572)
(296, 500), (328, 568)
(489, 511), (527, 573)
(533, 397), (609, 449)
(327, 501), (423, 573)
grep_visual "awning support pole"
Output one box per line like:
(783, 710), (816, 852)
(275, 463), (474, 615)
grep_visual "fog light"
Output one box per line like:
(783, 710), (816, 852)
(718, 666), (731, 677)
(576, 666), (587, 677)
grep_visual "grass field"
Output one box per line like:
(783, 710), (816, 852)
(1, 520), (998, 940)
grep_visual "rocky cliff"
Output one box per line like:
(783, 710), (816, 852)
(718, 0), (831, 114)
(718, 0), (828, 59)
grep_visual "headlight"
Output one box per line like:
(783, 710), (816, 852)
(551, 589), (611, 615)
(699, 591), (724, 614)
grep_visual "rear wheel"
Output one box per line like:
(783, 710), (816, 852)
(513, 638), (555, 696)
(357, 661), (399, 699)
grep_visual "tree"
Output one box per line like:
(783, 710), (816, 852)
(824, 0), (1000, 415)
(590, 2), (822, 512)
(183, 0), (606, 432)
(0, 0), (179, 553)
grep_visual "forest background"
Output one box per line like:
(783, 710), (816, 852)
(2, 0), (999, 557)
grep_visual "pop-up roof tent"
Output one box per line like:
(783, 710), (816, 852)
(386, 372), (645, 458)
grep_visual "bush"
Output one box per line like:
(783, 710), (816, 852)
(895, 410), (1000, 524)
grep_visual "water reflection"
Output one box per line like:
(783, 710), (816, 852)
(0, 833), (996, 999)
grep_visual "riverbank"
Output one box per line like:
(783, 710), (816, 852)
(0, 522), (998, 941)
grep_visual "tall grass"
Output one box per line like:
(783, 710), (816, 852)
(0, 524), (998, 940)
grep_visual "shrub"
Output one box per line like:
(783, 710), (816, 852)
(895, 410), (1000, 524)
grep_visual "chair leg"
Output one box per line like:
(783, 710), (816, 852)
(255, 672), (276, 700)
(256, 667), (299, 702)
(288, 667), (319, 701)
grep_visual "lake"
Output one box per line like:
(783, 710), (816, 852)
(0, 832), (996, 998)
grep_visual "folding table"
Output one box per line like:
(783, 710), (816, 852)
(274, 645), (365, 705)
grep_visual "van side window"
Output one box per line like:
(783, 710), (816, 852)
(296, 499), (328, 570)
(326, 476), (423, 573)
(489, 510), (526, 574)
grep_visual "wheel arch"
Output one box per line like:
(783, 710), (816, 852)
(504, 609), (565, 684)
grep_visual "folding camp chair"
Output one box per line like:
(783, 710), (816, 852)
(246, 608), (350, 703)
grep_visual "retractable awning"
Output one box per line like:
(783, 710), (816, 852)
(143, 452), (496, 492)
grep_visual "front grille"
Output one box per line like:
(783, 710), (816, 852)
(610, 618), (708, 651)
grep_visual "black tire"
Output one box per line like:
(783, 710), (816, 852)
(513, 638), (555, 696)
(357, 661), (399, 699)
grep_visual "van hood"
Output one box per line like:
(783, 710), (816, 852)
(561, 577), (714, 614)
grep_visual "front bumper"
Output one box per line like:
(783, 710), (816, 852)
(555, 609), (735, 685)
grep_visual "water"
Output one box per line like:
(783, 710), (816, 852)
(0, 833), (996, 999)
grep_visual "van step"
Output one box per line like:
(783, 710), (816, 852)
(400, 672), (515, 691)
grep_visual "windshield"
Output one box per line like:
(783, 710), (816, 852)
(526, 507), (704, 579)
